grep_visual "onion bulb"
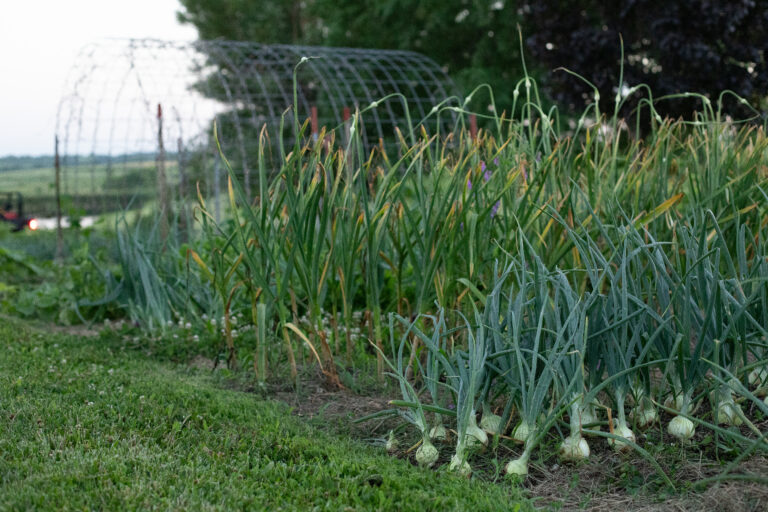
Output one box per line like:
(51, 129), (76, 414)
(579, 403), (601, 433)
(479, 411), (503, 435)
(607, 420), (636, 452)
(505, 456), (529, 477)
(429, 423), (447, 441)
(559, 435), (590, 461)
(667, 415), (695, 441)
(749, 367), (768, 397)
(415, 438), (439, 467)
(663, 391), (685, 412)
(466, 413), (489, 447)
(386, 430), (398, 454)
(448, 453), (472, 476)
(630, 395), (659, 428)
(715, 397), (744, 426)
(748, 367), (768, 387)
(512, 421), (532, 443)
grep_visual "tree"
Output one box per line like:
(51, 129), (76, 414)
(312, 1), (527, 110)
(177, 1), (529, 115)
(177, 0), (309, 43)
(177, 1), (767, 122)
(521, 0), (768, 120)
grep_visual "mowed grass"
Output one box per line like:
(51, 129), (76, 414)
(0, 318), (529, 512)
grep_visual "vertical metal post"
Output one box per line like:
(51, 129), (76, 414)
(54, 136), (64, 263)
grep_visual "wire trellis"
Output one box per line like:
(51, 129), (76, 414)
(53, 39), (461, 217)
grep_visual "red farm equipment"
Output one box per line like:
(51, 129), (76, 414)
(0, 192), (38, 232)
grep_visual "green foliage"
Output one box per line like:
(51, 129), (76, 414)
(0, 237), (115, 325)
(523, 0), (768, 120)
(177, 0), (307, 42)
(177, 0), (529, 113)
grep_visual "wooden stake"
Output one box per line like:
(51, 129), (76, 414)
(469, 114), (478, 141)
(311, 106), (319, 142)
(156, 103), (170, 243)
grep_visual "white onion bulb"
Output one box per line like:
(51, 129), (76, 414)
(505, 457), (529, 476)
(559, 435), (590, 461)
(607, 421), (636, 452)
(479, 412), (503, 435)
(466, 414), (489, 446)
(448, 454), (472, 476)
(512, 421), (532, 443)
(415, 439), (439, 467)
(667, 415), (695, 441)
(386, 430), (398, 454)
(429, 424), (447, 441)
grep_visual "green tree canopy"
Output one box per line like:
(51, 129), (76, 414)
(178, 0), (528, 115)
(178, 1), (767, 121)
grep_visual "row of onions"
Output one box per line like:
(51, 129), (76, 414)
(374, 210), (768, 478)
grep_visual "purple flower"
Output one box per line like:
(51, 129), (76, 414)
(491, 200), (500, 218)
(467, 178), (472, 191)
(482, 160), (492, 182)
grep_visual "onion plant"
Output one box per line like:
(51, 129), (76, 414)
(380, 313), (441, 468)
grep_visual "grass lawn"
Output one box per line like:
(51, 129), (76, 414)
(0, 317), (530, 511)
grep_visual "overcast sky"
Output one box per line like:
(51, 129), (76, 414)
(0, 0), (197, 156)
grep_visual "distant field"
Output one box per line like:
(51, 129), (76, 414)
(2, 161), (181, 216)
(2, 161), (179, 197)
